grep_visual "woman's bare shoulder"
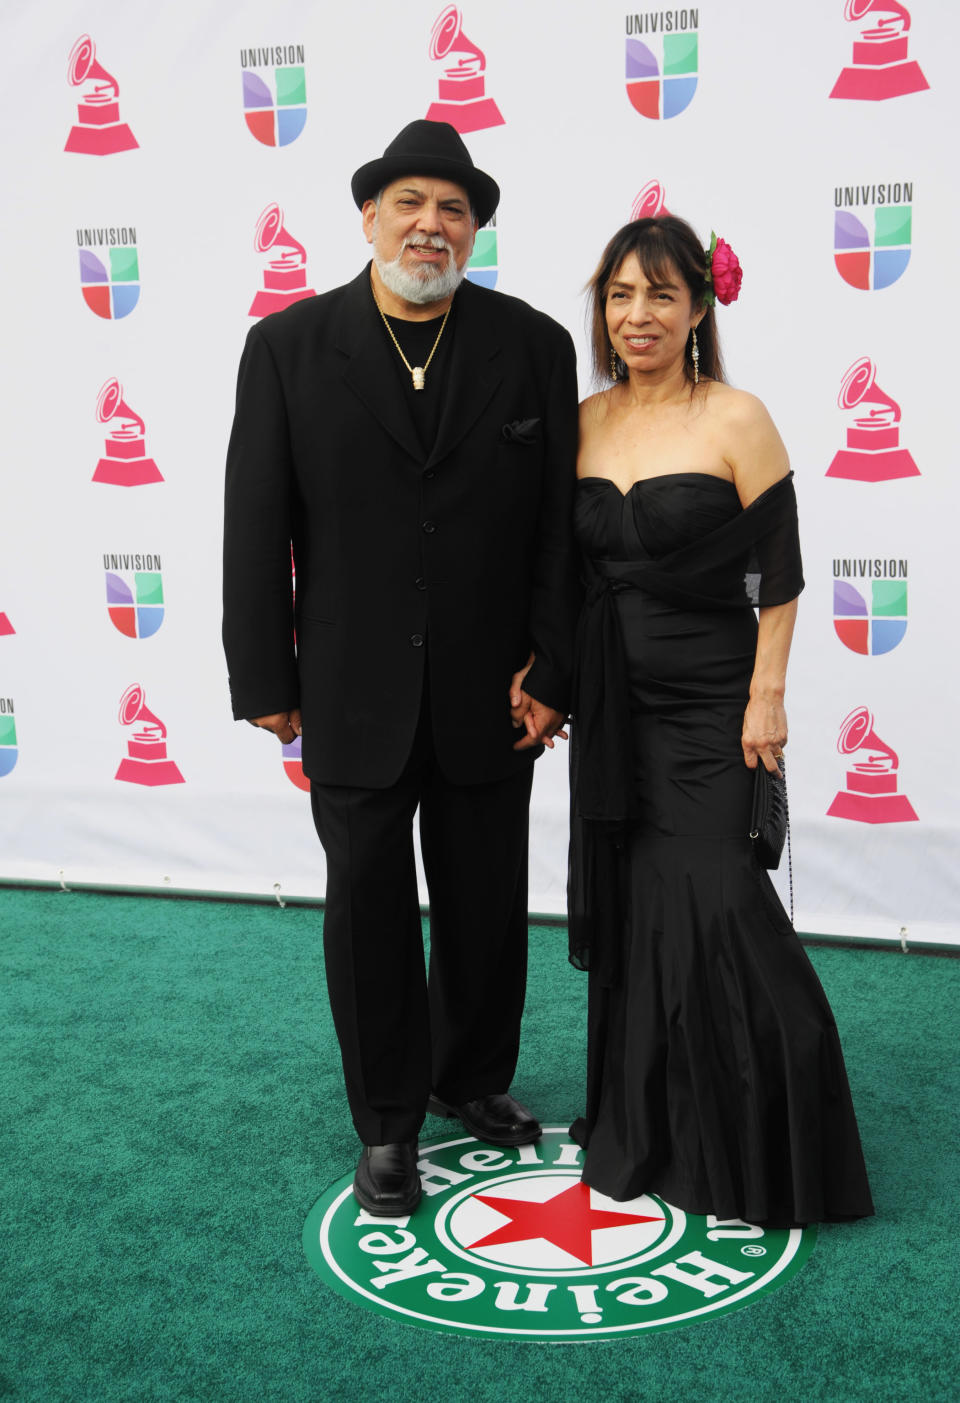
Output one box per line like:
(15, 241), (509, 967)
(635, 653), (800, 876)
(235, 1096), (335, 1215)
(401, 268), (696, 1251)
(579, 388), (614, 426)
(705, 385), (789, 497)
(705, 381), (775, 429)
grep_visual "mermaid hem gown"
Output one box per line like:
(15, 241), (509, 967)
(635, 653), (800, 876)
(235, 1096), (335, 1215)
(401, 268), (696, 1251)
(568, 473), (874, 1225)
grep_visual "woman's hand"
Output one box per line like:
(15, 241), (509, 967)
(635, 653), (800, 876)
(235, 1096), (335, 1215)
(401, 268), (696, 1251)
(509, 653), (569, 750)
(742, 694), (786, 775)
(744, 598), (797, 775)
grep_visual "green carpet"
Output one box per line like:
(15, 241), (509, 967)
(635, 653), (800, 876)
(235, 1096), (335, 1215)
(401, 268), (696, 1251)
(1, 888), (957, 1402)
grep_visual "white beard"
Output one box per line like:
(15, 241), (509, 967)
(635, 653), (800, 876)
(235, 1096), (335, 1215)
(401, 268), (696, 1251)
(372, 224), (470, 305)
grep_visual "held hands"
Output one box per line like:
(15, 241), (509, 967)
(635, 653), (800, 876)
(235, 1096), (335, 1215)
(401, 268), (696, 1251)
(509, 654), (569, 752)
(249, 709), (302, 744)
(741, 694), (787, 776)
(250, 681), (570, 754)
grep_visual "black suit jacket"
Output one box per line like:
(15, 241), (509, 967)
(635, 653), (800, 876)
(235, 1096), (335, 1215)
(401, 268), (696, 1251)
(223, 267), (579, 788)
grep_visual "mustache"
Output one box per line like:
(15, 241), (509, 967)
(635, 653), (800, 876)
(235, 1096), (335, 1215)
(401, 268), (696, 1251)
(401, 234), (453, 255)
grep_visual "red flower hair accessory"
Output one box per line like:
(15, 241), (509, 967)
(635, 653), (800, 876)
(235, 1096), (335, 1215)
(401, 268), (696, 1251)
(703, 231), (742, 306)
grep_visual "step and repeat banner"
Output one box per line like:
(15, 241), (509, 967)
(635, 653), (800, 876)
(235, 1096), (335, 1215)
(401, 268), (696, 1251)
(1, 2), (957, 946)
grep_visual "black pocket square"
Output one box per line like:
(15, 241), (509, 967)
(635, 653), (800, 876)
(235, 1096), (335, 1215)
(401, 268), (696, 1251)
(501, 418), (541, 444)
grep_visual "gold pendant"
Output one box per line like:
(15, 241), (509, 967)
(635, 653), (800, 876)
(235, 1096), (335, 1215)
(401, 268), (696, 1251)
(412, 367), (425, 391)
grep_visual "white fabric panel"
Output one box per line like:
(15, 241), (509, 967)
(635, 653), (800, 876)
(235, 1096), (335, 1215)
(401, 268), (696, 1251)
(0, 0), (956, 946)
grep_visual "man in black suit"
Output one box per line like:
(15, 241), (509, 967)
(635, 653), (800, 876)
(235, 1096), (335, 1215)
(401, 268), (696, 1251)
(223, 120), (578, 1215)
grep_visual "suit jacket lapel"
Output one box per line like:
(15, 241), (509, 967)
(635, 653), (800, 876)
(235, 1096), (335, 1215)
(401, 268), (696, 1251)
(428, 279), (502, 469)
(336, 267), (424, 463)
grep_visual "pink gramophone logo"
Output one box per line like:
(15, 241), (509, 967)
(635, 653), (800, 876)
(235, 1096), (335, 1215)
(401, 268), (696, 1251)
(249, 204), (316, 318)
(92, 379), (162, 487)
(115, 684), (184, 787)
(426, 6), (504, 133)
(64, 35), (138, 155)
(827, 706), (917, 823)
(631, 181), (669, 221)
(827, 357), (918, 481)
(830, 1), (929, 101)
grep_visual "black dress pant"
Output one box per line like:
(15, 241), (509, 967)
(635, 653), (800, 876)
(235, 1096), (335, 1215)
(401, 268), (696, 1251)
(310, 696), (534, 1145)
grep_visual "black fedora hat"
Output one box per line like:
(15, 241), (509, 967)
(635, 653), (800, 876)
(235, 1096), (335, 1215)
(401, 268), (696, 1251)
(351, 119), (499, 227)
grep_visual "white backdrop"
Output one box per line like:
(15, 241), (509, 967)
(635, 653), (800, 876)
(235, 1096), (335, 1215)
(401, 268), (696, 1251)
(1, 1), (956, 948)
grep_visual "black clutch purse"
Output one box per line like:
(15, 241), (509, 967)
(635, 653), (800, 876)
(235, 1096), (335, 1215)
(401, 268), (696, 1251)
(750, 758), (788, 870)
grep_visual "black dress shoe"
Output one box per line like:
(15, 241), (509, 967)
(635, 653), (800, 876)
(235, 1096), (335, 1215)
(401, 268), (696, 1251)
(426, 1092), (541, 1146)
(353, 1142), (421, 1216)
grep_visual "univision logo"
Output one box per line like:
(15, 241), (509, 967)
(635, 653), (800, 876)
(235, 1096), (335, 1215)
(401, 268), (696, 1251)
(833, 559), (907, 655)
(625, 9), (699, 120)
(77, 227), (140, 320)
(0, 698), (17, 778)
(240, 46), (307, 147)
(282, 735), (310, 792)
(0, 613), (13, 637)
(104, 554), (164, 640)
(467, 213), (497, 289)
(834, 184), (911, 291)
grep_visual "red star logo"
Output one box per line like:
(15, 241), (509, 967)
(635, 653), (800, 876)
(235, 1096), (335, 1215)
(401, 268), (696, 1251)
(467, 1181), (663, 1266)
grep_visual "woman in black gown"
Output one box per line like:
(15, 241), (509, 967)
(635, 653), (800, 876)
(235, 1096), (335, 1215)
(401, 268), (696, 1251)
(568, 216), (873, 1225)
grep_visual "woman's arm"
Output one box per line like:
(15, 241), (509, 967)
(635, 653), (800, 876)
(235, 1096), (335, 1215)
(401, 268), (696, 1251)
(720, 388), (791, 508)
(718, 388), (799, 770)
(742, 598), (797, 773)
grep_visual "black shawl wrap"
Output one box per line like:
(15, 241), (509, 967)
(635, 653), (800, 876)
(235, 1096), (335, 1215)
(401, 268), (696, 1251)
(568, 472), (804, 984)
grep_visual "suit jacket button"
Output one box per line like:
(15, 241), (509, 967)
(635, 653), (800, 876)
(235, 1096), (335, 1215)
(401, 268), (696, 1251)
(410, 634), (424, 647)
(415, 577), (427, 590)
(422, 520), (436, 533)
(423, 469), (437, 480)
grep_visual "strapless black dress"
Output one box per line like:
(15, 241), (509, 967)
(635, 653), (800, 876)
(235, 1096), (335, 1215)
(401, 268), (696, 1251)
(569, 474), (874, 1224)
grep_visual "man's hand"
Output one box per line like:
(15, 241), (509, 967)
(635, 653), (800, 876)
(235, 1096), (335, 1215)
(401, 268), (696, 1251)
(509, 655), (568, 751)
(249, 709), (302, 744)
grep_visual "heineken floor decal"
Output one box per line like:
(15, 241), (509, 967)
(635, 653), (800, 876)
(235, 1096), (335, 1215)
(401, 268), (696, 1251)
(302, 1129), (816, 1339)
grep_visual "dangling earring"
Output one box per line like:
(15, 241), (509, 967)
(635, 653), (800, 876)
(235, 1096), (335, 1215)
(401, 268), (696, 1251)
(609, 346), (620, 382)
(691, 326), (700, 385)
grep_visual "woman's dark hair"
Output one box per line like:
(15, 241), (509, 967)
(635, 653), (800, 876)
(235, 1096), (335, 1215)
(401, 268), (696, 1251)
(587, 215), (726, 387)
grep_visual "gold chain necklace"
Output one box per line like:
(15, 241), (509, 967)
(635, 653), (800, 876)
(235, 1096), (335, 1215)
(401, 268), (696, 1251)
(371, 288), (451, 391)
